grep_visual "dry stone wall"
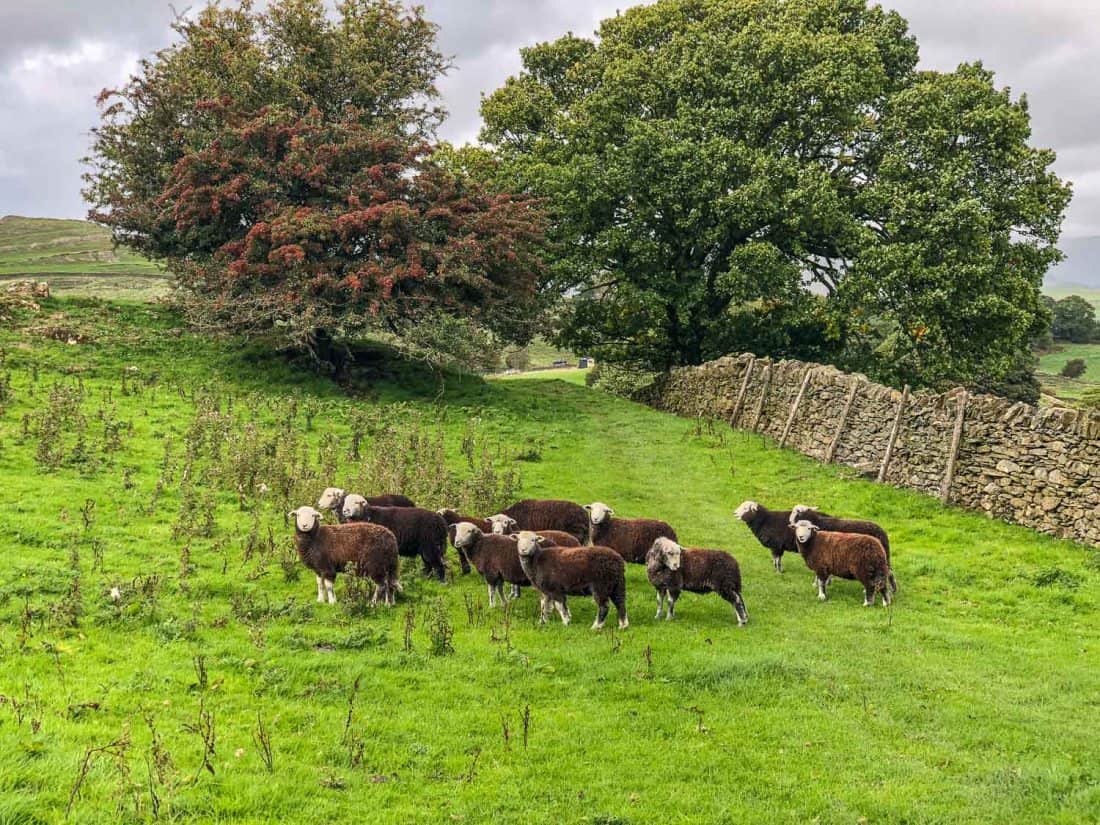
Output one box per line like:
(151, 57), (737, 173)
(639, 353), (1100, 546)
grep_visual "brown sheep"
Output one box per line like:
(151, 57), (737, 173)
(316, 488), (416, 524)
(584, 502), (677, 564)
(515, 531), (628, 630)
(289, 506), (399, 606)
(733, 500), (821, 573)
(646, 538), (748, 624)
(532, 530), (582, 547)
(499, 499), (589, 543)
(451, 523), (530, 606)
(342, 502), (448, 581)
(790, 505), (897, 592)
(792, 520), (893, 606)
(437, 508), (491, 575)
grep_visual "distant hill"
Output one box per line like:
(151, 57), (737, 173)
(1046, 235), (1100, 290)
(0, 215), (169, 300)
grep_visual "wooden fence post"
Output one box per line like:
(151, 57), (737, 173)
(826, 378), (861, 464)
(728, 357), (755, 428)
(877, 385), (910, 483)
(940, 391), (968, 504)
(750, 366), (773, 432)
(779, 369), (813, 448)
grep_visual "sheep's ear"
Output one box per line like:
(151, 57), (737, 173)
(583, 504), (591, 511)
(507, 534), (518, 542)
(607, 508), (615, 516)
(536, 535), (548, 545)
(287, 510), (297, 520)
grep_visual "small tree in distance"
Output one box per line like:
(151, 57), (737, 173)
(84, 0), (547, 373)
(1061, 358), (1087, 379)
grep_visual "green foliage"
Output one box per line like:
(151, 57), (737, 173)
(85, 0), (546, 373)
(1061, 358), (1088, 379)
(481, 0), (1070, 394)
(1051, 294), (1100, 343)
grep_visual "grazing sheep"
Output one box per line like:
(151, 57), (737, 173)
(451, 523), (530, 606)
(317, 487), (416, 523)
(733, 500), (811, 573)
(791, 520), (893, 606)
(646, 537), (748, 625)
(342, 502), (448, 581)
(790, 505), (897, 592)
(515, 531), (628, 630)
(288, 506), (400, 606)
(584, 502), (677, 564)
(499, 499), (590, 543)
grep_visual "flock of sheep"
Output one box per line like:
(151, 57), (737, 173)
(287, 488), (898, 629)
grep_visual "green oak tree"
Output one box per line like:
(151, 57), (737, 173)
(85, 0), (546, 373)
(481, 0), (1070, 395)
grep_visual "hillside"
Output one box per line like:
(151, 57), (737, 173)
(0, 296), (1096, 824)
(0, 215), (169, 300)
(1045, 236), (1100, 290)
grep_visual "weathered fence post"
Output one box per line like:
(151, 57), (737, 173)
(940, 391), (968, 504)
(826, 378), (861, 464)
(728, 356), (755, 428)
(877, 384), (910, 483)
(750, 365), (773, 432)
(779, 368), (813, 448)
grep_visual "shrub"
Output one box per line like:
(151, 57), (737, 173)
(1060, 358), (1087, 379)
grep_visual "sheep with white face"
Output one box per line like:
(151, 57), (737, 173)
(487, 514), (518, 535)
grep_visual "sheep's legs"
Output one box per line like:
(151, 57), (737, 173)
(654, 591), (665, 620)
(732, 592), (748, 626)
(324, 578), (337, 604)
(666, 593), (676, 621)
(510, 584), (520, 600)
(457, 548), (471, 575)
(772, 553), (783, 573)
(554, 599), (571, 625)
(538, 595), (551, 624)
(315, 575), (326, 602)
(487, 583), (495, 608)
(593, 599), (609, 630)
(815, 576), (828, 601)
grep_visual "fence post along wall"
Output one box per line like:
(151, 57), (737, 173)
(638, 353), (1100, 545)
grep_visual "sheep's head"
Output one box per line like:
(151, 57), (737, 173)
(436, 508), (459, 522)
(341, 494), (369, 521)
(289, 506), (322, 533)
(733, 500), (759, 521)
(584, 502), (614, 525)
(789, 504), (814, 526)
(792, 520), (819, 545)
(515, 531), (547, 559)
(452, 522), (484, 550)
(487, 514), (518, 535)
(316, 487), (345, 511)
(652, 537), (682, 570)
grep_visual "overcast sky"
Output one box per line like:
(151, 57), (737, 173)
(1, 1), (1098, 239)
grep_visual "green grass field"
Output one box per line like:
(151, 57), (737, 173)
(0, 298), (1097, 824)
(0, 216), (170, 300)
(1038, 342), (1100, 400)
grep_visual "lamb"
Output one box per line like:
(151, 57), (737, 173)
(498, 499), (590, 543)
(341, 502), (448, 581)
(732, 500), (810, 573)
(645, 537), (748, 625)
(584, 502), (677, 564)
(451, 523), (530, 606)
(791, 520), (893, 606)
(515, 531), (628, 630)
(317, 487), (416, 523)
(789, 505), (897, 592)
(288, 506), (399, 606)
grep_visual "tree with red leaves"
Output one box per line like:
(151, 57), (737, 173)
(84, 0), (545, 372)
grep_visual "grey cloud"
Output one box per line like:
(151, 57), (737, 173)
(0, 0), (1097, 241)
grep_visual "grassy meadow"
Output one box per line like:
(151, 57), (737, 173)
(0, 298), (1097, 824)
(0, 216), (170, 301)
(1038, 342), (1100, 400)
